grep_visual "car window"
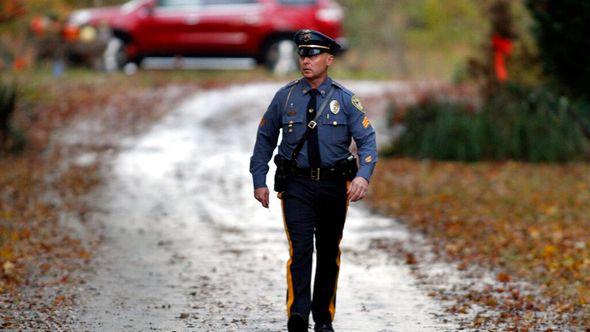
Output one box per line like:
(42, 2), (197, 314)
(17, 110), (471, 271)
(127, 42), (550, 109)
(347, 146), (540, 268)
(202, 0), (258, 5)
(122, 0), (146, 11)
(278, 0), (316, 5)
(157, 0), (202, 8)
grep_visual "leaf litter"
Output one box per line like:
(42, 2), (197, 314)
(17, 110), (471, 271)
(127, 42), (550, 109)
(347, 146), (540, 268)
(367, 157), (590, 330)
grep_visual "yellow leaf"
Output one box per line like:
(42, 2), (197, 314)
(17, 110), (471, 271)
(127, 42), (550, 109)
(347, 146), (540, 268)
(528, 227), (540, 239)
(3, 261), (15, 275)
(542, 244), (557, 258)
(545, 205), (559, 216)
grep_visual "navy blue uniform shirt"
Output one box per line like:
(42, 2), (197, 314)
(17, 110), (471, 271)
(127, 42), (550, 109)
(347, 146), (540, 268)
(250, 77), (377, 189)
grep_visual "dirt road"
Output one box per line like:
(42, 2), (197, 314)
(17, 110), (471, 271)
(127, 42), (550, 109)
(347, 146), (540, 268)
(71, 83), (458, 331)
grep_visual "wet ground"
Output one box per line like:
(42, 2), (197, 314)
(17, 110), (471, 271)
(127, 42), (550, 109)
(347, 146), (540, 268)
(71, 82), (459, 331)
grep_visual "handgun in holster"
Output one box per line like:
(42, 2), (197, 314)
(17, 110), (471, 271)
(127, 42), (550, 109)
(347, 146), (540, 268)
(273, 154), (292, 193)
(335, 154), (358, 181)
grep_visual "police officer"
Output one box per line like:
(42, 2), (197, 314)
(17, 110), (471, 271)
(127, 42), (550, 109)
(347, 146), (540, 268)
(250, 29), (377, 332)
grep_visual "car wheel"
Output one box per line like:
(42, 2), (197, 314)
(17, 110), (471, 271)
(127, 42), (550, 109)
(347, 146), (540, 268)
(265, 39), (298, 75)
(102, 37), (128, 72)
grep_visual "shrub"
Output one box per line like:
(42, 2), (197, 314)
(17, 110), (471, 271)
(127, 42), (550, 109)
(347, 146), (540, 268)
(0, 81), (24, 154)
(388, 84), (589, 162)
(526, 0), (590, 99)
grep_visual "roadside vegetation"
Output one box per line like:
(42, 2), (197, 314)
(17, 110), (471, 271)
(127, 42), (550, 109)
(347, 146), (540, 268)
(386, 84), (588, 162)
(369, 0), (590, 329)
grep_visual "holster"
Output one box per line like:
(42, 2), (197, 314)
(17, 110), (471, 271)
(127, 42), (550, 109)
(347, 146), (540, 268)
(335, 154), (358, 181)
(273, 154), (293, 192)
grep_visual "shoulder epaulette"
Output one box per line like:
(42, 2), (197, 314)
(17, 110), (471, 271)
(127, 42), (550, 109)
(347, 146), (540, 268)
(282, 79), (300, 90)
(331, 80), (353, 96)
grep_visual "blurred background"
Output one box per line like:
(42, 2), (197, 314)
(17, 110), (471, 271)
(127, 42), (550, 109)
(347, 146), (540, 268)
(3, 0), (589, 161)
(0, 0), (533, 80)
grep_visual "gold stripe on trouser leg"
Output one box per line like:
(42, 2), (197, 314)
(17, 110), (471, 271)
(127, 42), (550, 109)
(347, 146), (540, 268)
(328, 181), (351, 320)
(280, 194), (295, 318)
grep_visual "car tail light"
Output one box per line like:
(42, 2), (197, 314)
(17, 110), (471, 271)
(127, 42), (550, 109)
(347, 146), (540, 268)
(63, 24), (99, 42)
(316, 5), (343, 22)
(63, 24), (80, 42)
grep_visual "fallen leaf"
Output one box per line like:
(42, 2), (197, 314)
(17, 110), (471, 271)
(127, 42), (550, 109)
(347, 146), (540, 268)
(2, 261), (14, 276)
(496, 272), (511, 283)
(405, 252), (418, 265)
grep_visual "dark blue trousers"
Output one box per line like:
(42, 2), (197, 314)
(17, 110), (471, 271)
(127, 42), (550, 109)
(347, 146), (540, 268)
(280, 176), (349, 325)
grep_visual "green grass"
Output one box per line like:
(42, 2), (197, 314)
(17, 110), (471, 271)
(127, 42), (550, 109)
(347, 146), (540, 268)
(2, 63), (395, 109)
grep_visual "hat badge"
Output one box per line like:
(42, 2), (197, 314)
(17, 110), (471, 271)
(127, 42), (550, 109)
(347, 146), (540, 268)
(302, 31), (312, 43)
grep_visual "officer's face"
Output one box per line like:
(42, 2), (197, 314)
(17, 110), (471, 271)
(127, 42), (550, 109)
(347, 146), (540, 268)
(299, 52), (334, 80)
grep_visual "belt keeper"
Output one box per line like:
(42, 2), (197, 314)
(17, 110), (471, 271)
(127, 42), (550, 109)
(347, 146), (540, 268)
(310, 168), (320, 180)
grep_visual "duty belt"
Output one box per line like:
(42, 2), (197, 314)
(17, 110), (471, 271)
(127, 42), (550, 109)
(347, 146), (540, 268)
(292, 166), (346, 181)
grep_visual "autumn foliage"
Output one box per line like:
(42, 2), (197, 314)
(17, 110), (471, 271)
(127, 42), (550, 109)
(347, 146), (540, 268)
(368, 158), (590, 328)
(0, 72), (199, 329)
(0, 1), (25, 23)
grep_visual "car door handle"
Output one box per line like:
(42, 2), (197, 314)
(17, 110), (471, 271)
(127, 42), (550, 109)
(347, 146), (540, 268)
(185, 16), (199, 25)
(243, 15), (261, 25)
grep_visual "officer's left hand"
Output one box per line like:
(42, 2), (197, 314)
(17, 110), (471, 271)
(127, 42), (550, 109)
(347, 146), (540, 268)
(348, 176), (369, 202)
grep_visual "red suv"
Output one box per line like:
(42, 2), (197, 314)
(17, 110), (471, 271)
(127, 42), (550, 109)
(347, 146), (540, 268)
(64, 0), (346, 72)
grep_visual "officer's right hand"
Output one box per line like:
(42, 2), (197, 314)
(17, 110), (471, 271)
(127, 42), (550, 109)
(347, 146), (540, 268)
(254, 187), (270, 208)
(348, 176), (369, 202)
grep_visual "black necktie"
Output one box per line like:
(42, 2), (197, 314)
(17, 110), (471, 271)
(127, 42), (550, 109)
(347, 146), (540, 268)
(306, 89), (321, 168)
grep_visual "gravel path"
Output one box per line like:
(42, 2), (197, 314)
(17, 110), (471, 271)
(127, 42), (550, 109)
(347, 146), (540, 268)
(71, 82), (458, 331)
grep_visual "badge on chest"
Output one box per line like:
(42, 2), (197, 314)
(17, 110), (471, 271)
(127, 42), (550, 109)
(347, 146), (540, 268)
(330, 100), (340, 115)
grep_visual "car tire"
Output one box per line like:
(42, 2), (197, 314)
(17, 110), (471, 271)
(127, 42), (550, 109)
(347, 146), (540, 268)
(264, 38), (298, 75)
(102, 37), (128, 72)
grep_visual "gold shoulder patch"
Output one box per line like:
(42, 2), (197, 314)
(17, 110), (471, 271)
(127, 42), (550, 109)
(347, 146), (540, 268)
(259, 117), (266, 128)
(351, 95), (364, 112)
(365, 155), (373, 163)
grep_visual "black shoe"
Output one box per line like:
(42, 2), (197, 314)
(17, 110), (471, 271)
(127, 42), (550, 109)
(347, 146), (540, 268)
(314, 322), (334, 332)
(288, 313), (308, 332)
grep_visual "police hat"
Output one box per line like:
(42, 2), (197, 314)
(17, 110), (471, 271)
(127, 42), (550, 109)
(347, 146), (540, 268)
(294, 29), (341, 57)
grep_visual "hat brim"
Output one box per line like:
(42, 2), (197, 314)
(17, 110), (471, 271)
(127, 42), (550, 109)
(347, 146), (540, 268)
(297, 47), (329, 57)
